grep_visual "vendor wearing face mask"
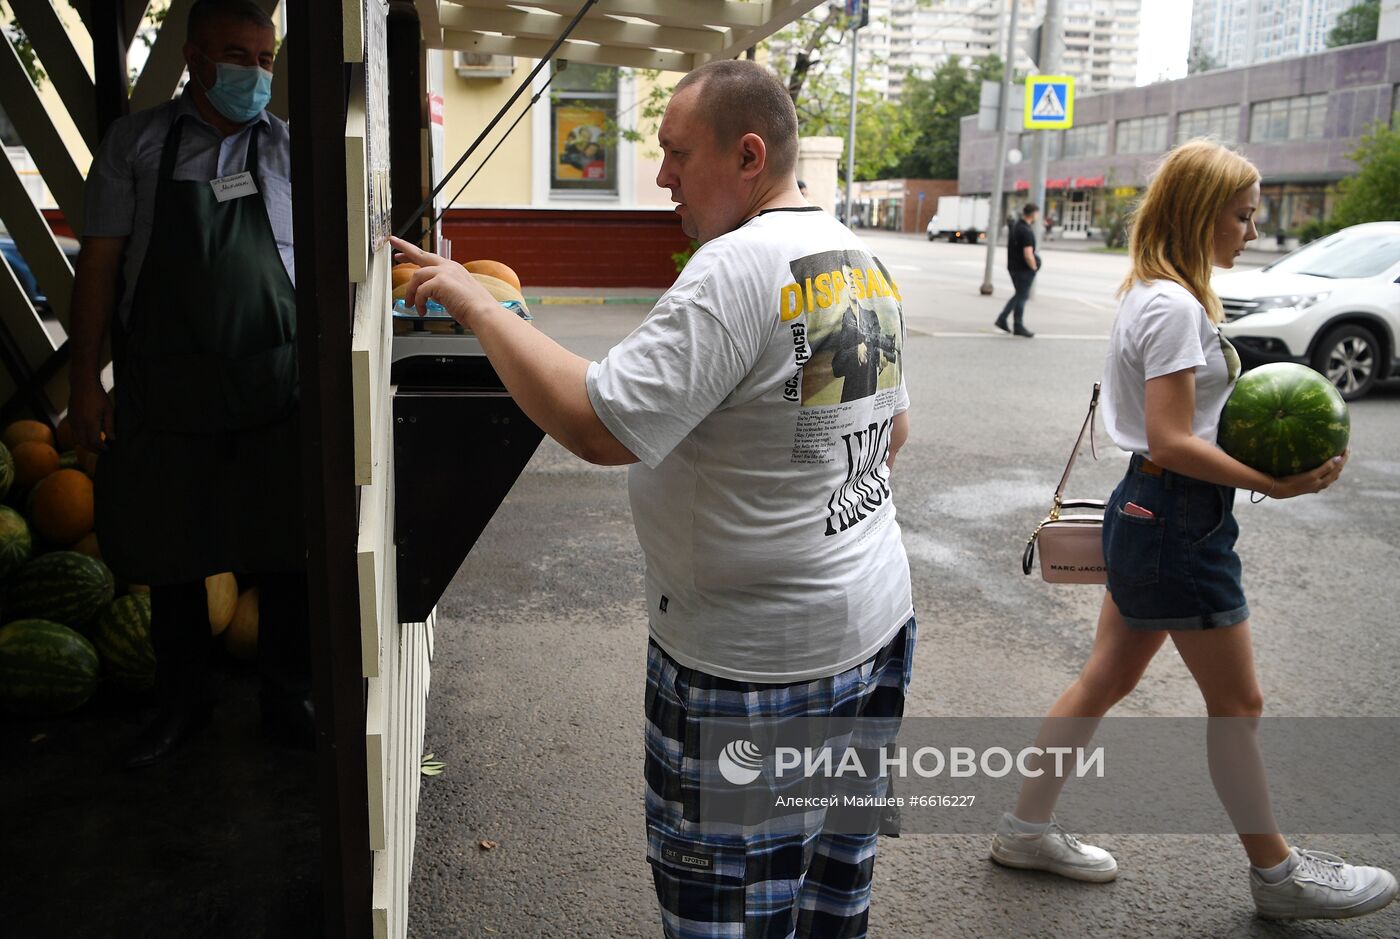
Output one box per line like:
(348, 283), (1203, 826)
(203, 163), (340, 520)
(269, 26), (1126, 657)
(69, 0), (310, 768)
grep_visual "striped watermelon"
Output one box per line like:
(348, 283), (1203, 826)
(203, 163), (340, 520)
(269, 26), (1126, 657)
(1218, 363), (1350, 477)
(6, 551), (116, 632)
(0, 441), (12, 501)
(93, 594), (155, 693)
(0, 619), (99, 715)
(0, 505), (33, 578)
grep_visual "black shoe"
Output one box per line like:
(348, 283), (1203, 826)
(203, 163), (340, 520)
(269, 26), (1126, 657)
(994, 319), (1011, 334)
(121, 700), (212, 770)
(261, 691), (316, 750)
(1014, 327), (1035, 338)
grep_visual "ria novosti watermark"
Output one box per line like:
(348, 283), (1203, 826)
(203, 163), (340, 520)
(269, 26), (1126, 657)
(693, 717), (1400, 835)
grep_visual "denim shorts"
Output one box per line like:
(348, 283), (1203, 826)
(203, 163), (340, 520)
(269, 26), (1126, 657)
(1103, 454), (1250, 631)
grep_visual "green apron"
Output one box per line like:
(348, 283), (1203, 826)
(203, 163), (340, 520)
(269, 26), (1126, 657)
(96, 116), (305, 585)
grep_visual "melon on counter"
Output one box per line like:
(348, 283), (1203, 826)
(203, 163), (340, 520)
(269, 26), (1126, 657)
(2, 420), (54, 452)
(464, 260), (521, 292)
(31, 469), (94, 545)
(206, 572), (238, 636)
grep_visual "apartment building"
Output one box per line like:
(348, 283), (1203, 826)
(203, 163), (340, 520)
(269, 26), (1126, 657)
(1191, 0), (1354, 69)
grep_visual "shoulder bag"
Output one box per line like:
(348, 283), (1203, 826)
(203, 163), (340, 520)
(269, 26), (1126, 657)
(1021, 383), (1105, 584)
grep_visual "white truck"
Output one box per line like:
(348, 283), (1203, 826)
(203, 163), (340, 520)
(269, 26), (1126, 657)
(926, 195), (991, 244)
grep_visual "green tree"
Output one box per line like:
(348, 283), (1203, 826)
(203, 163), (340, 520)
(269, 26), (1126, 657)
(1326, 0), (1380, 47)
(1328, 122), (1400, 231)
(1, 1), (46, 86)
(894, 54), (1003, 180)
(1187, 42), (1221, 74)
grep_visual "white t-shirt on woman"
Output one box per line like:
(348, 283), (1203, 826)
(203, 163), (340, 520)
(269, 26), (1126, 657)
(1102, 279), (1241, 456)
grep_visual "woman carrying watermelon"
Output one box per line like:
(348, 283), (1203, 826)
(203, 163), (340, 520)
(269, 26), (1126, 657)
(988, 139), (1396, 922)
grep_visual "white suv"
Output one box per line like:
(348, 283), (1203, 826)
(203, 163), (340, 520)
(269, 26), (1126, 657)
(1217, 222), (1400, 400)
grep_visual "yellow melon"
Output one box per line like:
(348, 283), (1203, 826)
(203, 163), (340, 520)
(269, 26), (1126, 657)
(224, 587), (259, 660)
(206, 572), (238, 636)
(465, 259), (522, 292)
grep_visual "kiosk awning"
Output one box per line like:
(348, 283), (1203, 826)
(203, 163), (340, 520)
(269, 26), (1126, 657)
(428, 0), (827, 72)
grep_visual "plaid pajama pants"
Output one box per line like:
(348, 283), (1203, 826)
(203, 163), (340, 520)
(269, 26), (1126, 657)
(644, 617), (916, 939)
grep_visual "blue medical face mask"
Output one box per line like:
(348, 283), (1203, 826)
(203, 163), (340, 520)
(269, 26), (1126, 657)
(196, 52), (273, 123)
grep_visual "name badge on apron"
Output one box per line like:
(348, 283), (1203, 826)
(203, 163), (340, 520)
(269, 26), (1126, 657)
(210, 171), (259, 202)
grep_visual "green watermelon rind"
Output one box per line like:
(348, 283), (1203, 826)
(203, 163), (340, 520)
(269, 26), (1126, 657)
(94, 594), (156, 693)
(0, 618), (99, 715)
(0, 441), (12, 502)
(5, 551), (117, 632)
(1219, 363), (1350, 477)
(0, 504), (33, 579)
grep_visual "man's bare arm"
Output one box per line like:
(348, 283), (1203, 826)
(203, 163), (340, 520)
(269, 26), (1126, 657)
(68, 236), (126, 450)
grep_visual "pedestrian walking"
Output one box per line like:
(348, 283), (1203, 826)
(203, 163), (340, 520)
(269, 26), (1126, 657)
(391, 58), (914, 937)
(71, 0), (313, 768)
(996, 203), (1040, 337)
(988, 139), (1397, 922)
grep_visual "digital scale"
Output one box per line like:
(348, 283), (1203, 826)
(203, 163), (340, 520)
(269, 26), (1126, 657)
(390, 298), (528, 390)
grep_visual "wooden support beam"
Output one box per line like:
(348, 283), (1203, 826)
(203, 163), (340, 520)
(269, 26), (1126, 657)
(439, 4), (729, 54)
(0, 40), (86, 237)
(441, 28), (694, 72)
(715, 0), (827, 61)
(0, 263), (61, 425)
(9, 0), (100, 151)
(128, 0), (195, 112)
(0, 152), (74, 332)
(444, 0), (765, 30)
(286, 0), (374, 933)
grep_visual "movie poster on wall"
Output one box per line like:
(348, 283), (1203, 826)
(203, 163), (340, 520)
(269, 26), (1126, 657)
(553, 105), (612, 189)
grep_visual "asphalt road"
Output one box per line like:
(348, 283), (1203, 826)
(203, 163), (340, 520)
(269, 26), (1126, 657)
(408, 232), (1400, 938)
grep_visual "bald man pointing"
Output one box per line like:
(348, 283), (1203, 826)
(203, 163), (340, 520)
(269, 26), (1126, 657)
(393, 59), (914, 935)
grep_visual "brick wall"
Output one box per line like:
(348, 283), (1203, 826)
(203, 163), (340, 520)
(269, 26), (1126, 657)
(441, 208), (693, 289)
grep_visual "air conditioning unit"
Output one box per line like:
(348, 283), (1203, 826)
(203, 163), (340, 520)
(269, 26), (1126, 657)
(453, 50), (515, 78)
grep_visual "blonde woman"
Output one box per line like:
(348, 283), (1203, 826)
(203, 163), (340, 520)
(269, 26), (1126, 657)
(988, 140), (1396, 921)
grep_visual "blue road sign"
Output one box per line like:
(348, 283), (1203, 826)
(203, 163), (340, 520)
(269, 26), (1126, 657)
(1025, 76), (1075, 130)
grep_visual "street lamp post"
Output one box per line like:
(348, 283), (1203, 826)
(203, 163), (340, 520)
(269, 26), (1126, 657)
(845, 8), (860, 228)
(1030, 0), (1062, 213)
(980, 0), (1022, 295)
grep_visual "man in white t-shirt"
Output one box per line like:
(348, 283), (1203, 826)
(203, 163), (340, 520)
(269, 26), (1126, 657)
(391, 59), (914, 936)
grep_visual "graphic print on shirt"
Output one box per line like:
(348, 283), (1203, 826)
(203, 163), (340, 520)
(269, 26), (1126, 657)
(778, 249), (905, 537)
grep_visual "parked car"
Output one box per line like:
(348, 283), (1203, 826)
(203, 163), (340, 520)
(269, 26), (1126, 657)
(0, 230), (82, 313)
(1218, 221), (1400, 400)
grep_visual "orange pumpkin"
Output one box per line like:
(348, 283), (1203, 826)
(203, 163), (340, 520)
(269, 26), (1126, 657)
(12, 441), (60, 491)
(391, 262), (420, 288)
(31, 469), (94, 544)
(3, 420), (54, 452)
(464, 259), (521, 292)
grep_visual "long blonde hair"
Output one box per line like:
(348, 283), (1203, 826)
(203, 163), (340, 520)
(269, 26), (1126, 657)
(1119, 139), (1259, 324)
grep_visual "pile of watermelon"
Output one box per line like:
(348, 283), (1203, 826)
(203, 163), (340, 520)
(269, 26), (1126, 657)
(0, 418), (259, 718)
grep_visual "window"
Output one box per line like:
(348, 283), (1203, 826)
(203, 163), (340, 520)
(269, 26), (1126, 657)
(1062, 123), (1108, 158)
(549, 64), (618, 193)
(1249, 94), (1327, 143)
(1175, 105), (1239, 145)
(1114, 115), (1168, 154)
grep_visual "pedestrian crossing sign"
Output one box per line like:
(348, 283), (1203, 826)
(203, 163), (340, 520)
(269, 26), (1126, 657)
(1025, 76), (1075, 130)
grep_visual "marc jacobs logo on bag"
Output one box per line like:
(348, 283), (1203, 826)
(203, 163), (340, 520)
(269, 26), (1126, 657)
(1051, 564), (1105, 572)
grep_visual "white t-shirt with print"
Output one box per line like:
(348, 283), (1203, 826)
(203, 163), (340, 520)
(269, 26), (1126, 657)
(586, 207), (913, 683)
(1102, 279), (1241, 456)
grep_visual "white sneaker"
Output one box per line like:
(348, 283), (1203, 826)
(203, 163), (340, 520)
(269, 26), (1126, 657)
(989, 813), (1118, 883)
(1251, 848), (1399, 920)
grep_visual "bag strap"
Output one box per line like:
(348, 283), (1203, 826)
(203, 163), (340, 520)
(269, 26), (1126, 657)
(1050, 382), (1100, 520)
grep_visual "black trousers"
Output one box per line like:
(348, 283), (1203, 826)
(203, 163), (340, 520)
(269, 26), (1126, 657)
(150, 572), (311, 705)
(997, 269), (1036, 329)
